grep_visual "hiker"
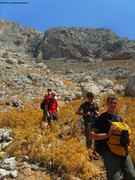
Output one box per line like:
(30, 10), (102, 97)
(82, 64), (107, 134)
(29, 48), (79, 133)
(45, 91), (59, 126)
(41, 88), (52, 121)
(76, 92), (99, 158)
(89, 95), (135, 180)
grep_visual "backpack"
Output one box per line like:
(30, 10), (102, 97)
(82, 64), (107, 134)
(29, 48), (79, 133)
(48, 99), (57, 111)
(40, 95), (50, 110)
(107, 122), (131, 156)
(40, 100), (46, 110)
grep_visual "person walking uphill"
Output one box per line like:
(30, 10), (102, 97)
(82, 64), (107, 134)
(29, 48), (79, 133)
(45, 91), (59, 126)
(41, 88), (52, 121)
(76, 92), (99, 158)
(89, 95), (135, 180)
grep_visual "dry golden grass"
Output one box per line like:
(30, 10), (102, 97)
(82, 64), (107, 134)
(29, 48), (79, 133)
(0, 95), (135, 178)
(0, 104), (100, 179)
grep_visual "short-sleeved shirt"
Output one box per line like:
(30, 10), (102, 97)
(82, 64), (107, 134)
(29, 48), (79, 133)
(80, 101), (99, 123)
(93, 112), (123, 155)
(46, 99), (58, 114)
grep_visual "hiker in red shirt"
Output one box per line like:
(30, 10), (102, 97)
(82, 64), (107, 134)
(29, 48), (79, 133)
(45, 91), (59, 125)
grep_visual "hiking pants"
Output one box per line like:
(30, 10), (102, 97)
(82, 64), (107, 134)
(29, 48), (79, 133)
(84, 122), (92, 149)
(47, 113), (57, 125)
(103, 151), (135, 180)
(42, 109), (46, 121)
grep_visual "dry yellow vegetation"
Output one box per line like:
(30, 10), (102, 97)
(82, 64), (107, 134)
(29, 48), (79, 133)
(0, 94), (135, 179)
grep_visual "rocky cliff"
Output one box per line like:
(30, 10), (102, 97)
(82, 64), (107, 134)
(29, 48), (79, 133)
(1, 18), (135, 61)
(34, 27), (135, 61)
(0, 18), (135, 110)
(0, 18), (43, 57)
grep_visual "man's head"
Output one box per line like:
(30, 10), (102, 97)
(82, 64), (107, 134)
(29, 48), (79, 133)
(51, 91), (56, 99)
(106, 95), (118, 113)
(47, 88), (52, 95)
(87, 92), (94, 103)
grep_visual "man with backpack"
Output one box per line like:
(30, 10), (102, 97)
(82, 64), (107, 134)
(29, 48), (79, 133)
(45, 91), (59, 126)
(41, 88), (52, 121)
(76, 92), (99, 159)
(89, 95), (135, 180)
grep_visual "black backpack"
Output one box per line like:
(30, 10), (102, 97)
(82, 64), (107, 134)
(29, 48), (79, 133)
(40, 95), (48, 110)
(40, 100), (46, 110)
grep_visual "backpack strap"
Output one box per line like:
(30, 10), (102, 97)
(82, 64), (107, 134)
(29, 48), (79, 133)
(112, 114), (123, 122)
(93, 102), (98, 110)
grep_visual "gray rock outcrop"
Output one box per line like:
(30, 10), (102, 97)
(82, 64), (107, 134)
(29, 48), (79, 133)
(0, 18), (43, 57)
(1, 18), (135, 61)
(124, 75), (135, 97)
(34, 27), (135, 60)
(80, 77), (125, 99)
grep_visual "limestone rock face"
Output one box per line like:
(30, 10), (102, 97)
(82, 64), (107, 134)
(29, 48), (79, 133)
(0, 18), (43, 57)
(124, 75), (135, 97)
(1, 18), (135, 61)
(34, 27), (135, 60)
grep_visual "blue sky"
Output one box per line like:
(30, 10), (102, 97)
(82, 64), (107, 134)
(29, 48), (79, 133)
(0, 0), (135, 40)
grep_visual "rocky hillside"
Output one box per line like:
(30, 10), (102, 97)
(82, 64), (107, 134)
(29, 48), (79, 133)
(34, 27), (135, 61)
(0, 18), (135, 112)
(1, 50), (135, 112)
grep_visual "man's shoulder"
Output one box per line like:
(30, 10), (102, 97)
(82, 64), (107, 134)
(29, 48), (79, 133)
(80, 101), (88, 107)
(99, 112), (107, 118)
(55, 99), (58, 104)
(98, 112), (123, 122)
(48, 99), (58, 107)
(113, 114), (123, 122)
(93, 113), (106, 127)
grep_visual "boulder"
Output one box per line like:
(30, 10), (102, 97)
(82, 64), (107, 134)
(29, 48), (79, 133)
(0, 157), (16, 170)
(124, 75), (135, 97)
(81, 82), (101, 98)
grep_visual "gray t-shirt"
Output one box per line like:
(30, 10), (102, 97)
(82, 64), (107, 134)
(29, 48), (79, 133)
(80, 101), (98, 123)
